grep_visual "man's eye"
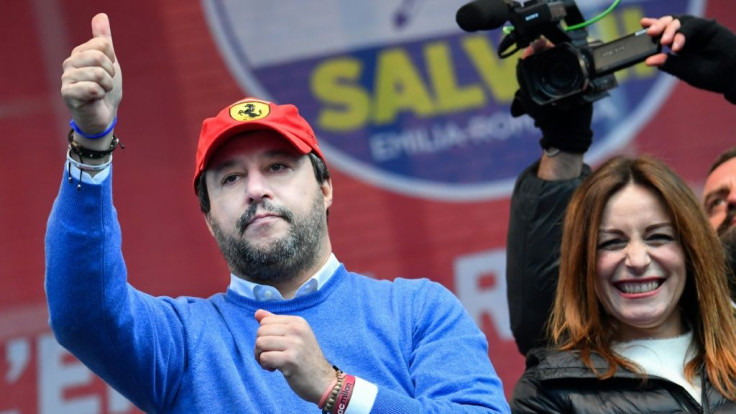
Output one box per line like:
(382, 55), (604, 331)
(708, 198), (726, 214)
(221, 174), (239, 185)
(269, 163), (287, 172)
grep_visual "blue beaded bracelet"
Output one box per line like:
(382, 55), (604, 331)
(69, 116), (117, 139)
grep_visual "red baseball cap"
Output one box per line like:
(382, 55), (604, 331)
(193, 98), (325, 193)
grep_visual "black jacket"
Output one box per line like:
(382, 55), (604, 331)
(505, 161), (591, 355)
(511, 347), (736, 413)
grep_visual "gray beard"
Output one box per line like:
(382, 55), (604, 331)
(207, 195), (326, 285)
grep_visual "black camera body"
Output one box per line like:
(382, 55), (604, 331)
(456, 0), (661, 105)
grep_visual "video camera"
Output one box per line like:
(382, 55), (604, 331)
(456, 0), (661, 105)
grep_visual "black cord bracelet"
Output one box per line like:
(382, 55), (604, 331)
(67, 128), (123, 159)
(66, 128), (124, 191)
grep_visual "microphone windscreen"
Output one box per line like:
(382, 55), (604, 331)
(456, 0), (510, 32)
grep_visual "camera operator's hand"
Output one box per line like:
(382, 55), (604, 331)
(642, 15), (736, 104)
(511, 39), (592, 180)
(511, 39), (593, 156)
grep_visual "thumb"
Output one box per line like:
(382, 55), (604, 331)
(91, 13), (114, 46)
(255, 309), (274, 322)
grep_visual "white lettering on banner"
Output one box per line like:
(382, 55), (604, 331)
(369, 113), (533, 162)
(454, 249), (513, 340)
(39, 333), (100, 413)
(108, 383), (133, 413)
(37, 333), (133, 414)
(368, 101), (626, 164)
(5, 338), (30, 383)
(1, 304), (136, 413)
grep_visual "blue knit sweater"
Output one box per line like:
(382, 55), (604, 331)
(45, 170), (510, 413)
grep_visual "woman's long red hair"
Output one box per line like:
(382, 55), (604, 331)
(549, 155), (736, 399)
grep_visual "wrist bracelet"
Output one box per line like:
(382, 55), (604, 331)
(322, 373), (345, 414)
(318, 366), (343, 410)
(543, 146), (561, 157)
(66, 128), (123, 190)
(331, 374), (356, 414)
(67, 128), (123, 160)
(69, 116), (117, 139)
(318, 378), (339, 409)
(67, 150), (112, 171)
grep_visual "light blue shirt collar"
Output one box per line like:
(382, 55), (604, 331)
(229, 253), (339, 301)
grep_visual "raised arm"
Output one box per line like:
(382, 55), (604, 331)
(642, 15), (736, 104)
(46, 14), (187, 412)
(506, 40), (593, 355)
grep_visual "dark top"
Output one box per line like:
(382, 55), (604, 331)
(511, 347), (735, 413)
(505, 160), (591, 355)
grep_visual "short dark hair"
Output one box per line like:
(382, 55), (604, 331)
(708, 147), (736, 174)
(196, 152), (330, 214)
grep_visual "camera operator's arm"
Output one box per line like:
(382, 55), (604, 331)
(642, 15), (736, 104)
(506, 156), (591, 356)
(514, 41), (590, 180)
(538, 152), (583, 180)
(506, 40), (593, 355)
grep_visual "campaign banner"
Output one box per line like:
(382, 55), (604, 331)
(2, 0), (727, 412)
(203, 0), (702, 200)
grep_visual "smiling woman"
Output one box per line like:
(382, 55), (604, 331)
(510, 155), (736, 413)
(594, 183), (687, 342)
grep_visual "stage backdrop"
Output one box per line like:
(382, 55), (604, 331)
(1, 0), (734, 412)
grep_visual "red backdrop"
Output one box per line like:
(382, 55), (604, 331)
(1, 0), (734, 412)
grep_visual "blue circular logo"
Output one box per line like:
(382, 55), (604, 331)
(203, 0), (704, 200)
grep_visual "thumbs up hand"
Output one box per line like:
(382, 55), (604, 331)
(61, 13), (122, 139)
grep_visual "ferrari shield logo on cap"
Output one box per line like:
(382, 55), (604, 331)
(230, 101), (270, 121)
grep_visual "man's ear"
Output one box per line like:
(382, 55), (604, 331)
(204, 215), (215, 237)
(321, 178), (333, 210)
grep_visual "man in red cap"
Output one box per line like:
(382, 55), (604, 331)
(45, 13), (510, 413)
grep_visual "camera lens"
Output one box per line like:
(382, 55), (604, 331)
(542, 61), (581, 92)
(537, 47), (585, 98)
(520, 44), (589, 105)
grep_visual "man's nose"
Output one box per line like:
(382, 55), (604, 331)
(726, 190), (736, 210)
(245, 172), (273, 204)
